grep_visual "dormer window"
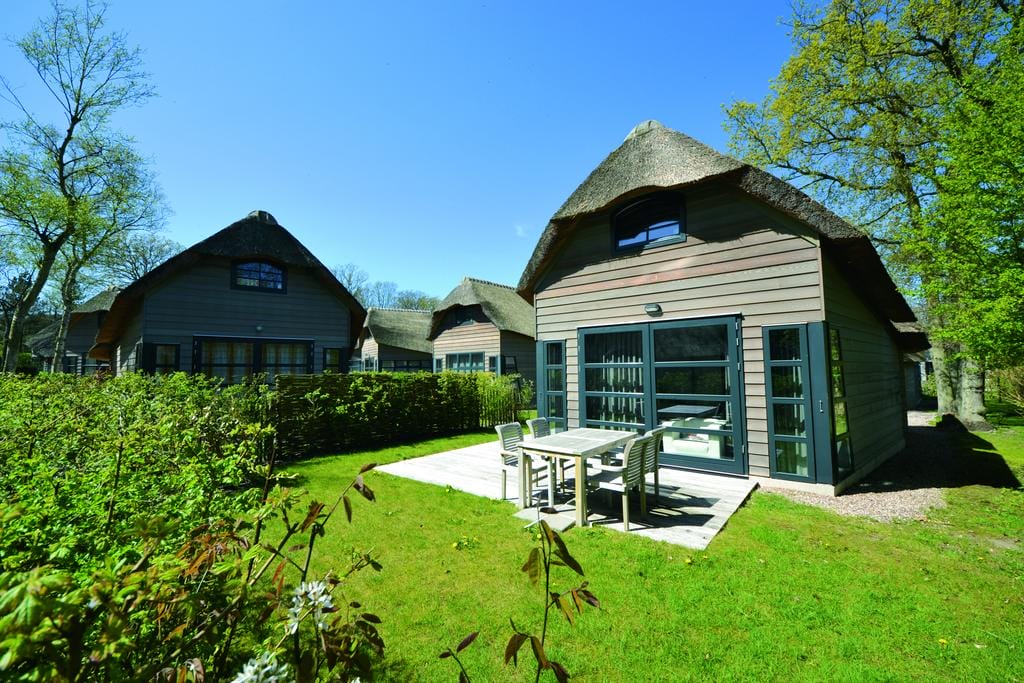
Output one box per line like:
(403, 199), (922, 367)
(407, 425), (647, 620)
(233, 261), (286, 292)
(613, 192), (685, 250)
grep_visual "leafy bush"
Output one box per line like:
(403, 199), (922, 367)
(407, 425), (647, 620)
(275, 371), (526, 458)
(0, 373), (385, 680)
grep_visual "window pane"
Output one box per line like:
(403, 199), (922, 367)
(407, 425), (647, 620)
(585, 395), (644, 426)
(772, 403), (806, 437)
(585, 366), (643, 394)
(653, 325), (728, 361)
(655, 398), (729, 424)
(545, 343), (563, 366)
(647, 219), (680, 241)
(546, 368), (563, 392)
(831, 365), (846, 398)
(775, 440), (809, 476)
(655, 366), (729, 396)
(768, 328), (801, 361)
(155, 345), (177, 367)
(584, 331), (643, 364)
(547, 394), (564, 419)
(833, 401), (848, 436)
(770, 366), (803, 398)
(830, 329), (843, 362)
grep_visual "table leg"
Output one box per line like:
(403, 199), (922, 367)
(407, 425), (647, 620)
(574, 455), (588, 527)
(518, 453), (529, 509)
(547, 458), (556, 507)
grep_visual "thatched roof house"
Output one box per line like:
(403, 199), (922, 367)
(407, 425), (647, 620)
(520, 120), (926, 494)
(357, 307), (433, 372)
(430, 277), (535, 376)
(90, 210), (365, 381)
(28, 286), (121, 372)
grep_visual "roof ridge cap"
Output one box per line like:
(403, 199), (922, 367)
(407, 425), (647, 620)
(464, 276), (515, 290)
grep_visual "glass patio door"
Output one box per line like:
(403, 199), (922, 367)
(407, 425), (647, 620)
(579, 317), (745, 475)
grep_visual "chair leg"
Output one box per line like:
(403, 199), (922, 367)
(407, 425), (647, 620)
(640, 483), (647, 519)
(622, 492), (630, 532)
(501, 470), (507, 501)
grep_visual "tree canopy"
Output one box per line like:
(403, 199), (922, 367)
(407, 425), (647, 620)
(725, 0), (1022, 419)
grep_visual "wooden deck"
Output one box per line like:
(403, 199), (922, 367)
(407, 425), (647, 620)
(378, 440), (758, 549)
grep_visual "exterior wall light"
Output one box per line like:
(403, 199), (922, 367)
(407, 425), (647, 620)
(644, 303), (662, 316)
(255, 324), (264, 333)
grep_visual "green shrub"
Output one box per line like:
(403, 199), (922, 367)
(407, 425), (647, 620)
(275, 371), (518, 458)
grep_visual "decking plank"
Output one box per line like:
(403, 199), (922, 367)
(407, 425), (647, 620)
(378, 441), (757, 549)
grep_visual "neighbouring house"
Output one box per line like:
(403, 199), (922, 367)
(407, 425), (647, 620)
(429, 277), (536, 380)
(27, 286), (120, 374)
(355, 307), (433, 372)
(517, 120), (929, 493)
(89, 210), (365, 383)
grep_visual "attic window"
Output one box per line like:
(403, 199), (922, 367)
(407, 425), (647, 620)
(612, 192), (685, 250)
(233, 261), (286, 292)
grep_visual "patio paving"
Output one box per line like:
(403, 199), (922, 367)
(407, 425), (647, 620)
(377, 440), (758, 549)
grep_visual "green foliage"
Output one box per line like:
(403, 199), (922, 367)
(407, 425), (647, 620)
(275, 371), (525, 458)
(914, 23), (1024, 368)
(0, 373), (387, 680)
(724, 0), (1021, 405)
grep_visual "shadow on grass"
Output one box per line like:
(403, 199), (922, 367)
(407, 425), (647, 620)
(843, 421), (1022, 496)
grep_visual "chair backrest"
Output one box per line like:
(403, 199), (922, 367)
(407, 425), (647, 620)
(644, 427), (666, 473)
(526, 417), (550, 439)
(621, 435), (651, 488)
(495, 422), (524, 466)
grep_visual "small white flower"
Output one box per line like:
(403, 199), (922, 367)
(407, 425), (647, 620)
(284, 580), (335, 635)
(230, 652), (289, 683)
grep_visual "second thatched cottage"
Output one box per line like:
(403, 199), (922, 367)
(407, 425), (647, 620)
(517, 121), (927, 493)
(429, 277), (536, 380)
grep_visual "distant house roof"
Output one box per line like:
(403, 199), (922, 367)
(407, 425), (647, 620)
(517, 120), (925, 350)
(429, 277), (535, 340)
(27, 286), (121, 358)
(90, 210), (366, 360)
(362, 308), (433, 354)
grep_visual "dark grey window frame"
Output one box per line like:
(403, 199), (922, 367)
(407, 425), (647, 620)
(536, 340), (567, 431)
(192, 336), (313, 383)
(231, 260), (287, 293)
(611, 191), (686, 253)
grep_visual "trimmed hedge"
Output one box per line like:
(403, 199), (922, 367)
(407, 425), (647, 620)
(275, 372), (474, 457)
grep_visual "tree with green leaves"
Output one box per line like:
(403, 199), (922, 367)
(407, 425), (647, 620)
(725, 0), (1021, 422)
(0, 0), (161, 371)
(915, 21), (1024, 371)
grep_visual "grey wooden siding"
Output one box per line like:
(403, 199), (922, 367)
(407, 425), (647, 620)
(366, 339), (431, 364)
(116, 312), (143, 374)
(533, 183), (826, 478)
(137, 258), (351, 372)
(361, 337), (380, 364)
(432, 306), (501, 365)
(500, 331), (537, 382)
(822, 255), (906, 479)
(64, 314), (102, 358)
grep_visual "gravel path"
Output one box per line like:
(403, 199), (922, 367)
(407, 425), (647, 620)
(770, 411), (949, 522)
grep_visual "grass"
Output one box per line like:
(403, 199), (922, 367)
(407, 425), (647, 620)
(283, 425), (1024, 682)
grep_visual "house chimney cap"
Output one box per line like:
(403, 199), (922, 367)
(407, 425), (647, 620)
(248, 210), (278, 225)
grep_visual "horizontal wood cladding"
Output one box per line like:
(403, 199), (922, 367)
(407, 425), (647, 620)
(139, 258), (352, 373)
(432, 320), (501, 358)
(500, 331), (537, 381)
(534, 184), (828, 476)
(823, 255), (906, 474)
(361, 338), (379, 360)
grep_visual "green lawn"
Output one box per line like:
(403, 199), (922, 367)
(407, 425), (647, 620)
(284, 427), (1024, 682)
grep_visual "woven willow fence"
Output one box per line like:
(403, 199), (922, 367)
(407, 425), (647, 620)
(274, 372), (528, 458)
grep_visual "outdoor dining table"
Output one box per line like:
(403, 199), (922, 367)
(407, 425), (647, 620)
(520, 427), (636, 528)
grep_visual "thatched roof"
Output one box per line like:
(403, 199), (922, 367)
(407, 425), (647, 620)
(517, 121), (923, 348)
(362, 308), (432, 354)
(429, 277), (535, 340)
(90, 211), (366, 360)
(27, 286), (121, 357)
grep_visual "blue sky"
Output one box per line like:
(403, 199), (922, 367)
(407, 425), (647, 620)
(2, 1), (796, 299)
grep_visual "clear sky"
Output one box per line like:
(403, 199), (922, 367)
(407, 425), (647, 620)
(2, 1), (796, 299)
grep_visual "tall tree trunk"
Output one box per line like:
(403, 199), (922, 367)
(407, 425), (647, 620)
(932, 342), (960, 416)
(959, 356), (988, 426)
(2, 241), (64, 371)
(50, 263), (83, 374)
